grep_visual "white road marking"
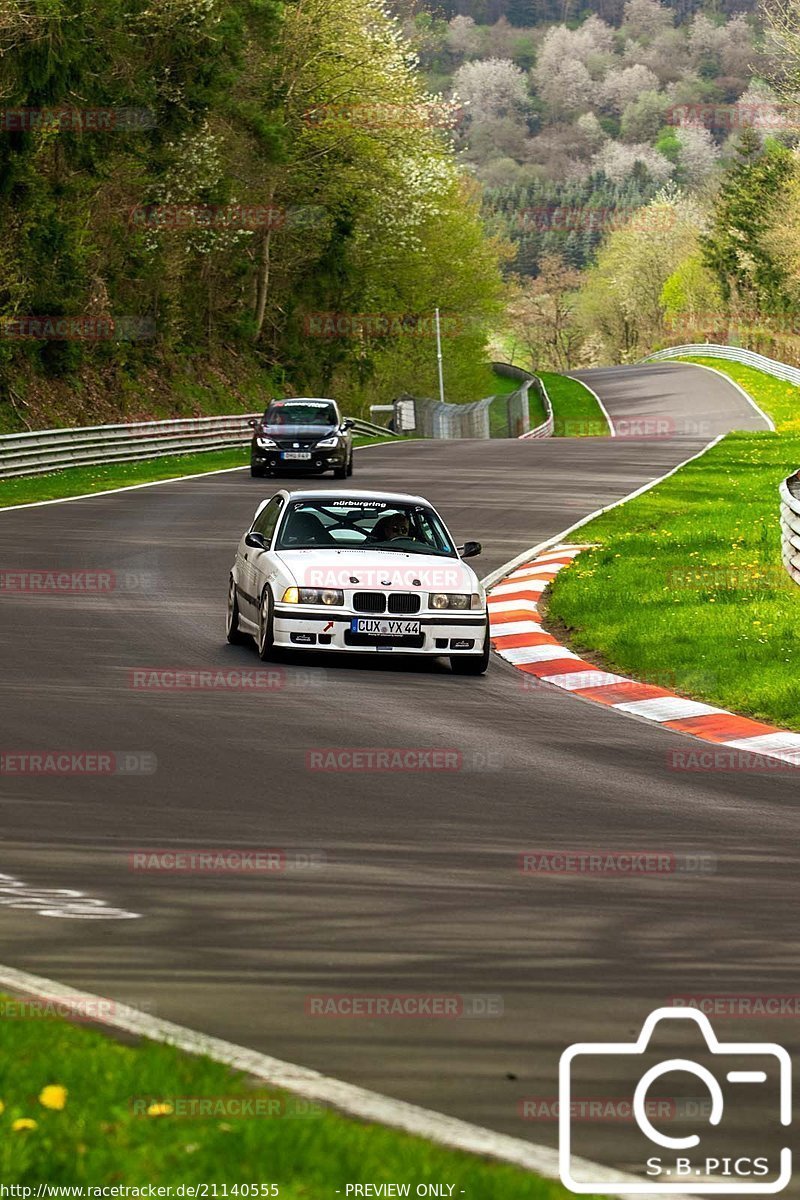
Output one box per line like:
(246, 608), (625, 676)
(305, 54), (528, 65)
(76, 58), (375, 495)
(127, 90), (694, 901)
(481, 436), (725, 591)
(613, 697), (725, 722)
(0, 961), (694, 1197)
(564, 374), (616, 437)
(0, 873), (139, 920)
(538, 670), (628, 691)
(0, 442), (395, 514)
(659, 361), (776, 433)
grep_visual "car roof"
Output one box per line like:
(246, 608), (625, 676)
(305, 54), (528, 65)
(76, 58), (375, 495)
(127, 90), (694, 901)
(267, 397), (338, 406)
(280, 488), (431, 505)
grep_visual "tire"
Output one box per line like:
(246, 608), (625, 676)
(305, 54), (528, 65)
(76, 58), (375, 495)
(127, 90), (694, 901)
(256, 586), (276, 661)
(251, 462), (266, 478)
(226, 576), (249, 645)
(333, 464), (347, 479)
(450, 620), (490, 675)
(346, 452), (354, 477)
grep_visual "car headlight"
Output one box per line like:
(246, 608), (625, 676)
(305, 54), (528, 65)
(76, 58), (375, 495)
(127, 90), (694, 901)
(429, 593), (480, 610)
(315, 435), (340, 448)
(256, 436), (277, 448)
(282, 587), (343, 605)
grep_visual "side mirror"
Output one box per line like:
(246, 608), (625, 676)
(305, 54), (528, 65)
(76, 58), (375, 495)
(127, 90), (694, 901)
(247, 418), (259, 429)
(458, 541), (482, 559)
(245, 531), (267, 551)
(341, 418), (355, 430)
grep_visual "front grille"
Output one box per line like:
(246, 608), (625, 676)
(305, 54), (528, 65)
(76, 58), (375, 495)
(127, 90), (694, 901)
(353, 592), (386, 614)
(274, 438), (316, 450)
(388, 593), (421, 614)
(345, 631), (425, 649)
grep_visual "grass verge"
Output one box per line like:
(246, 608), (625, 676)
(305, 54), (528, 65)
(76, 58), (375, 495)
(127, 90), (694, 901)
(547, 356), (800, 728)
(0, 436), (395, 510)
(0, 997), (580, 1197)
(538, 372), (609, 438)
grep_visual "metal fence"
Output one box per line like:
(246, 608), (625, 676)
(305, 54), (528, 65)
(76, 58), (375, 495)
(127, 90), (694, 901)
(0, 411), (395, 480)
(780, 474), (800, 587)
(644, 342), (800, 389)
(392, 364), (552, 440)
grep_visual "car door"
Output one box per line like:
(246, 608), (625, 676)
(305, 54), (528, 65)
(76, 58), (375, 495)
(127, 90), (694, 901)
(239, 495), (284, 619)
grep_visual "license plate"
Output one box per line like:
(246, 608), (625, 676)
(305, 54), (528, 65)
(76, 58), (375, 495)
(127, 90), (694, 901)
(351, 618), (421, 637)
(281, 451), (311, 460)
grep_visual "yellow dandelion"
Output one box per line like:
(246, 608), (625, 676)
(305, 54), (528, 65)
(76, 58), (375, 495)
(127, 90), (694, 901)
(12, 1118), (37, 1132)
(147, 1102), (174, 1117)
(39, 1085), (67, 1111)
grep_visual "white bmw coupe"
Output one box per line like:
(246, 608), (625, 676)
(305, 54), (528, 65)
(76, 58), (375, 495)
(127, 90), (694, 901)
(226, 489), (490, 674)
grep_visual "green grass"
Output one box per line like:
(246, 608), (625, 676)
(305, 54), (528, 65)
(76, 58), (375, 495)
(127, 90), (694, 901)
(538, 372), (609, 438)
(0, 997), (581, 1196)
(0, 436), (395, 509)
(547, 368), (800, 727)
(677, 357), (800, 434)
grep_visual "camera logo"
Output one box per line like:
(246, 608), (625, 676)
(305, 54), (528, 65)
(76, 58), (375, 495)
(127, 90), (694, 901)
(559, 1007), (791, 1193)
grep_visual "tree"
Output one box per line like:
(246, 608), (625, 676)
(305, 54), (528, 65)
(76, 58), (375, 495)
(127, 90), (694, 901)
(506, 254), (585, 369)
(453, 57), (529, 119)
(579, 190), (705, 358)
(591, 139), (673, 182)
(700, 135), (793, 312)
(621, 0), (672, 44)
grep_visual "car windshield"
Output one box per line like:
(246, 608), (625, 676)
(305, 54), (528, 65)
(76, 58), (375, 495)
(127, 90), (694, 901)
(263, 401), (337, 427)
(275, 499), (457, 557)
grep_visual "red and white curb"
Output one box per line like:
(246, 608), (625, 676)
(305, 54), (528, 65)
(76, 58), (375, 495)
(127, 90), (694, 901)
(489, 545), (800, 768)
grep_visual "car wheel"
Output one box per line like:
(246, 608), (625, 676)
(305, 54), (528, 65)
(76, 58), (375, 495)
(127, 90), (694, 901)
(251, 463), (265, 478)
(226, 576), (249, 645)
(346, 452), (353, 477)
(450, 620), (490, 675)
(333, 463), (347, 479)
(257, 586), (275, 661)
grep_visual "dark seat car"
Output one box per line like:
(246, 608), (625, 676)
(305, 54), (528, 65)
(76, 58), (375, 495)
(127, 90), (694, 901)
(250, 398), (355, 479)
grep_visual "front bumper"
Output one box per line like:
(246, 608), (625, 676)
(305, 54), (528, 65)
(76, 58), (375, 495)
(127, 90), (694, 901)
(252, 446), (347, 471)
(272, 607), (487, 654)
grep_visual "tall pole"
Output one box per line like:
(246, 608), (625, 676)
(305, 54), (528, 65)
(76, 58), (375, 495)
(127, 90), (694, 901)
(435, 307), (445, 405)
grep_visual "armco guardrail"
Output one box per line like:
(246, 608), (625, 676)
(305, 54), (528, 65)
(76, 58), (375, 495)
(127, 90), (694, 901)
(780, 474), (800, 586)
(393, 366), (552, 440)
(0, 411), (396, 480)
(644, 342), (800, 389)
(492, 363), (553, 440)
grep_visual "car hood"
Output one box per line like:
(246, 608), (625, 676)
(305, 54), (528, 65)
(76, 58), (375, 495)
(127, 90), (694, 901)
(273, 547), (479, 593)
(258, 423), (338, 438)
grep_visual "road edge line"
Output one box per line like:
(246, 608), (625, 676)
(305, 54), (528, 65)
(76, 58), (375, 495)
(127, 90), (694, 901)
(0, 962), (686, 1196)
(653, 360), (776, 434)
(0, 442), (397, 514)
(563, 374), (615, 438)
(480, 435), (724, 591)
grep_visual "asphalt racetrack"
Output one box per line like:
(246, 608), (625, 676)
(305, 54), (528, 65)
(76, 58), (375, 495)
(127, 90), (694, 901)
(0, 362), (793, 1184)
